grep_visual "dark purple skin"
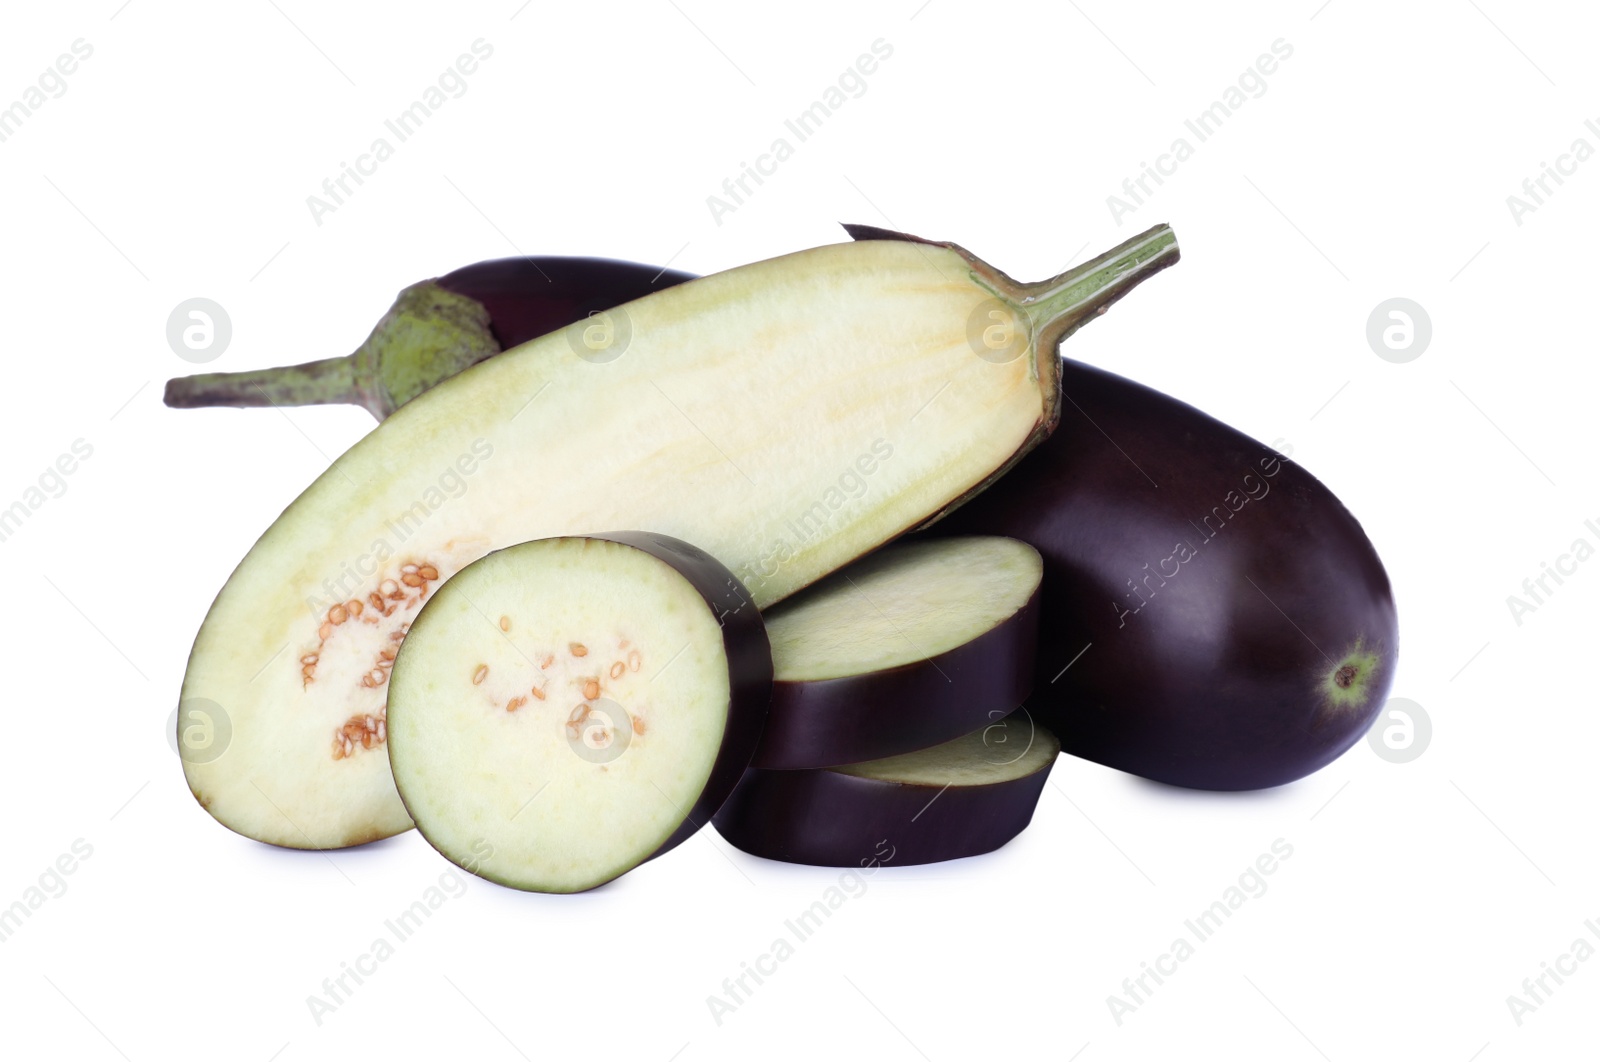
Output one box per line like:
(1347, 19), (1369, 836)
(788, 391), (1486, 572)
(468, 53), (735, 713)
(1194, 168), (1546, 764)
(933, 359), (1399, 790)
(584, 532), (774, 861)
(753, 581), (1040, 769)
(714, 719), (1058, 867)
(435, 257), (695, 350)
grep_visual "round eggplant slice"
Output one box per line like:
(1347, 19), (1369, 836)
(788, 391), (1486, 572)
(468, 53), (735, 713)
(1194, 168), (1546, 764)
(754, 537), (1042, 769)
(387, 533), (771, 893)
(714, 712), (1059, 867)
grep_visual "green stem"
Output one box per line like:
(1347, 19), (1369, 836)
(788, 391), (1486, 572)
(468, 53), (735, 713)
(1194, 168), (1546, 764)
(1015, 223), (1179, 352)
(162, 355), (363, 413)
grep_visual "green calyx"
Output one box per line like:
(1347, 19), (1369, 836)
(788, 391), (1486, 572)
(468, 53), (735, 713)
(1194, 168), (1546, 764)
(349, 281), (502, 418)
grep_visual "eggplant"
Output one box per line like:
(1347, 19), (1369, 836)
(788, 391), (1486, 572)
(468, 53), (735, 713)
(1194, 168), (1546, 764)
(163, 257), (696, 419)
(387, 532), (771, 893)
(178, 225), (1180, 849)
(714, 711), (1058, 867)
(755, 536), (1041, 769)
(932, 358), (1398, 790)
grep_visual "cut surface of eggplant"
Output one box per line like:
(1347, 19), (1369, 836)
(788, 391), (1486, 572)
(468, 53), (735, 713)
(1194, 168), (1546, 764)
(387, 533), (771, 893)
(179, 225), (1177, 848)
(755, 536), (1041, 768)
(714, 712), (1058, 867)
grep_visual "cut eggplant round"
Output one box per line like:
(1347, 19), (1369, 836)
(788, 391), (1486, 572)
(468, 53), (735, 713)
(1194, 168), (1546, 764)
(713, 712), (1058, 868)
(754, 537), (1041, 769)
(386, 532), (771, 893)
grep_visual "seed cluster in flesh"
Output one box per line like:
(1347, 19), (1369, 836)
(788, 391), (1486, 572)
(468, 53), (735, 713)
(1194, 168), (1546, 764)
(468, 631), (649, 753)
(299, 558), (443, 762)
(332, 707), (386, 761)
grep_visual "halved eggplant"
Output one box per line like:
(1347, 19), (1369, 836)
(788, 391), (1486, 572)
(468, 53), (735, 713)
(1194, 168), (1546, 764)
(386, 532), (771, 893)
(713, 712), (1058, 867)
(754, 536), (1041, 769)
(932, 358), (1399, 790)
(179, 225), (1178, 849)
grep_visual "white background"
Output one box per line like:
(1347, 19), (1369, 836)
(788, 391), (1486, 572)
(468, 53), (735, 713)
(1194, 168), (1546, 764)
(1, 1), (1594, 1058)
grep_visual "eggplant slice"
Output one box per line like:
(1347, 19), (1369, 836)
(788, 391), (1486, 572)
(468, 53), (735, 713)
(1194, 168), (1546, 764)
(714, 711), (1058, 867)
(387, 533), (771, 893)
(756, 537), (1041, 769)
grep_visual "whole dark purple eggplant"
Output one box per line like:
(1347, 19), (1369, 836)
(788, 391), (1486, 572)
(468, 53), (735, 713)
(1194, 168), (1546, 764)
(933, 358), (1398, 790)
(164, 257), (694, 419)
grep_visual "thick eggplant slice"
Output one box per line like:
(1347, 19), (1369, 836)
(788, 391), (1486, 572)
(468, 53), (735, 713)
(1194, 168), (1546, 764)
(713, 712), (1058, 867)
(179, 225), (1178, 848)
(934, 359), (1398, 790)
(754, 536), (1041, 769)
(386, 533), (771, 893)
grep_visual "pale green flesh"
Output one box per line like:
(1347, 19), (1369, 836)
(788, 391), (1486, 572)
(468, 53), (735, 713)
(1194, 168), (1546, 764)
(180, 239), (1053, 848)
(835, 713), (1059, 787)
(387, 538), (730, 893)
(763, 536), (1041, 682)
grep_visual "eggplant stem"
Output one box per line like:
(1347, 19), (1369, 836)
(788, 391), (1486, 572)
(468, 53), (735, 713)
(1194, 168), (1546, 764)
(163, 356), (365, 414)
(1015, 224), (1179, 353)
(163, 280), (501, 422)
